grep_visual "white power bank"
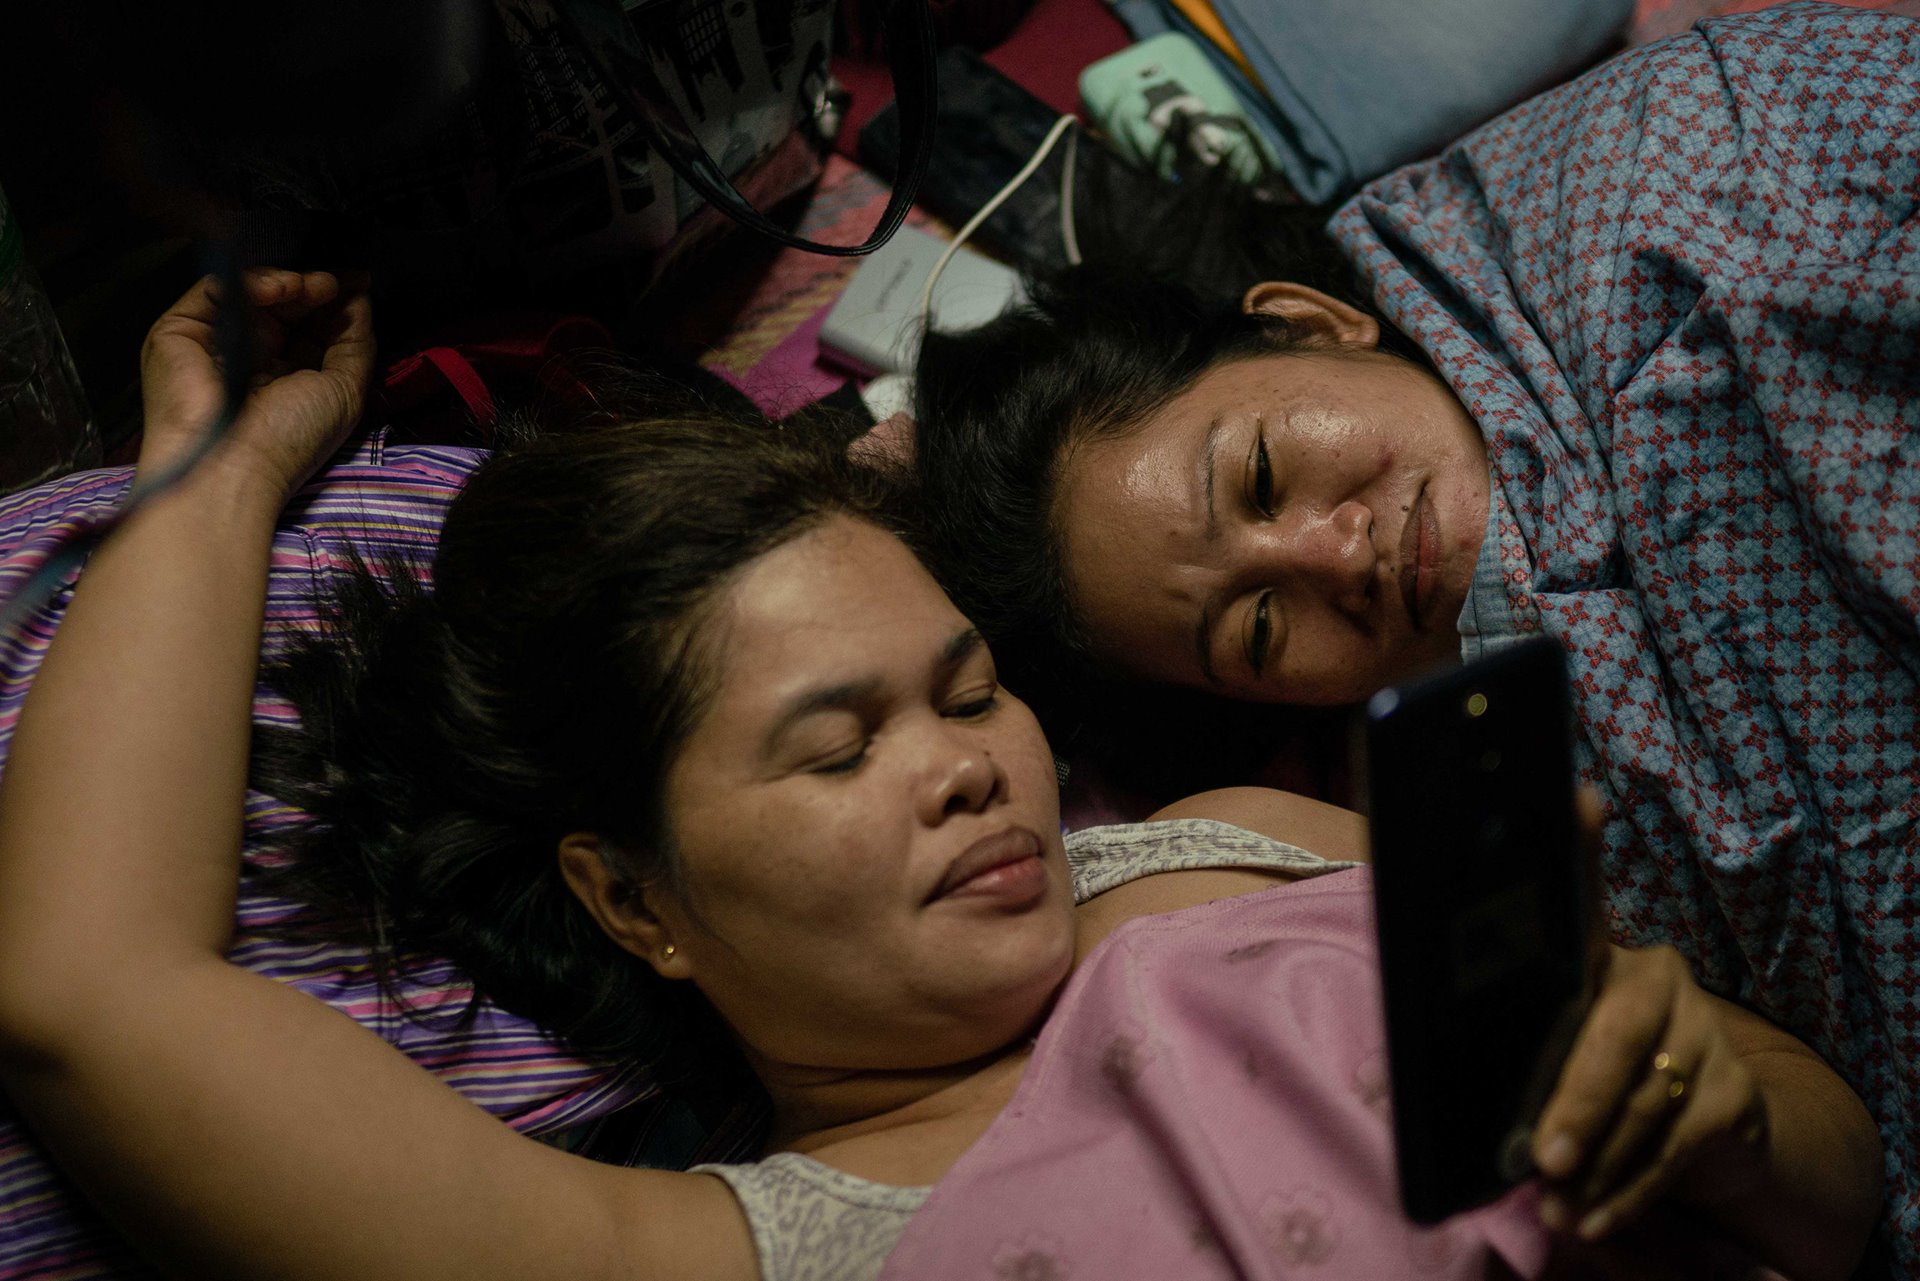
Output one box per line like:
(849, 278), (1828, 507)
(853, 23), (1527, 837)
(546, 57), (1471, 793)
(819, 225), (1024, 377)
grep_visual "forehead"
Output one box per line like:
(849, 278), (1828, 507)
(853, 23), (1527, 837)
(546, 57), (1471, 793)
(704, 518), (970, 711)
(1059, 355), (1288, 528)
(1051, 382), (1233, 688)
(1056, 358), (1283, 551)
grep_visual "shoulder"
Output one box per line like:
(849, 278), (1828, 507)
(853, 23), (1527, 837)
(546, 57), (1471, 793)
(1068, 790), (1368, 963)
(692, 1153), (924, 1281)
(1145, 787), (1368, 863)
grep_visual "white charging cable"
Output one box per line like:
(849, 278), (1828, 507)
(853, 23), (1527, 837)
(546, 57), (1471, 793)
(1058, 123), (1082, 266)
(914, 113), (1084, 324)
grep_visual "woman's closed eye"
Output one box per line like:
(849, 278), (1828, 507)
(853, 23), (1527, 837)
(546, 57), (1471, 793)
(805, 687), (997, 776)
(943, 688), (1000, 720)
(777, 707), (873, 777)
(809, 738), (871, 775)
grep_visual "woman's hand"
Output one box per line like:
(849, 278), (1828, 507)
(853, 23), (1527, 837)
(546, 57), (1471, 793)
(1521, 791), (1880, 1280)
(1530, 943), (1770, 1241)
(139, 268), (374, 503)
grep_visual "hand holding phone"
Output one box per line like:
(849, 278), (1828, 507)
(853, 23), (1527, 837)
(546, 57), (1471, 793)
(1529, 938), (1773, 1241)
(1364, 640), (1798, 1250)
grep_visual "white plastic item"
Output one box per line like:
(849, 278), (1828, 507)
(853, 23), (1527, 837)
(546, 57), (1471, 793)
(818, 224), (1024, 377)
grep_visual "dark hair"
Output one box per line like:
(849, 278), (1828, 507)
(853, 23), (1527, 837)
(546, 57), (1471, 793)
(908, 218), (1423, 731)
(252, 397), (904, 1091)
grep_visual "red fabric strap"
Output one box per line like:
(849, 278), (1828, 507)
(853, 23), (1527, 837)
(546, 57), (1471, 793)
(420, 346), (497, 426)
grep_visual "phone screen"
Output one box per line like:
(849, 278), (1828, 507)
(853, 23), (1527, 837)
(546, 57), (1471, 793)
(1360, 637), (1591, 1224)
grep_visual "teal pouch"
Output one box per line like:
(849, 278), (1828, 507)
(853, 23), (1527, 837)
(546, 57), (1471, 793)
(1078, 32), (1277, 184)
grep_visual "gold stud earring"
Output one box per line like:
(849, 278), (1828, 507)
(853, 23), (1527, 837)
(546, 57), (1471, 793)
(662, 944), (677, 960)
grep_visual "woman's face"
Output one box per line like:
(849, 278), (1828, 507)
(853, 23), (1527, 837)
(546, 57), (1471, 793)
(1056, 348), (1490, 705)
(657, 517), (1075, 1071)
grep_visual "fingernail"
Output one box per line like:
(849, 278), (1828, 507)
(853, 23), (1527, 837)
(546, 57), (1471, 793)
(1578, 1208), (1612, 1240)
(1538, 1134), (1578, 1176)
(1539, 1197), (1568, 1231)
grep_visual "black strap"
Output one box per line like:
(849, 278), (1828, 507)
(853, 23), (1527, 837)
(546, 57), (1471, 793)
(554, 0), (936, 258)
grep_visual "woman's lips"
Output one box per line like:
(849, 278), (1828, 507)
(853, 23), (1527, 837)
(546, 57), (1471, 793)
(1405, 485), (1436, 626)
(930, 828), (1047, 906)
(1397, 485), (1444, 629)
(1416, 489), (1441, 621)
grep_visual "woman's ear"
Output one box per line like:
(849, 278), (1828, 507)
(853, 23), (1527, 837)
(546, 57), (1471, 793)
(556, 833), (693, 979)
(1241, 281), (1381, 349)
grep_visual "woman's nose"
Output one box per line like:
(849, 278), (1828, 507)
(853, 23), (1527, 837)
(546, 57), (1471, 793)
(1247, 500), (1376, 613)
(918, 727), (1001, 826)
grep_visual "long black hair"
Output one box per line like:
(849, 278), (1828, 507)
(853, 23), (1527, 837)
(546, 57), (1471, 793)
(251, 391), (905, 1091)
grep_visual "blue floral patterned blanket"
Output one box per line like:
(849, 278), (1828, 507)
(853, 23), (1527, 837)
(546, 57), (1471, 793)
(1331, 2), (1920, 1262)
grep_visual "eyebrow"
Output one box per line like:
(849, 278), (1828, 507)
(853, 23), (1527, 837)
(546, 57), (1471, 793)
(938, 626), (988, 672)
(760, 626), (987, 757)
(760, 677), (881, 759)
(1194, 606), (1221, 686)
(1193, 417), (1226, 686)
(1199, 415), (1224, 541)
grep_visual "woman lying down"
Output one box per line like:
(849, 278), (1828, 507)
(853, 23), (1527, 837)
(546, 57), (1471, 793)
(0, 273), (1882, 1281)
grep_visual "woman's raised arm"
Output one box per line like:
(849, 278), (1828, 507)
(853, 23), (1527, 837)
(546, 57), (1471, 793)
(0, 268), (369, 1033)
(0, 273), (752, 1281)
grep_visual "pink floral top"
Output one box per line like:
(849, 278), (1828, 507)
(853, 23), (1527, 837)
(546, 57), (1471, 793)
(877, 866), (1550, 1281)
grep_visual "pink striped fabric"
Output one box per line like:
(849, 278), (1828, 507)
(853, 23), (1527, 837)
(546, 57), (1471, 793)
(0, 435), (654, 1280)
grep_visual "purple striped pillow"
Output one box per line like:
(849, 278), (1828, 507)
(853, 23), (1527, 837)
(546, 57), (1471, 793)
(0, 436), (655, 1280)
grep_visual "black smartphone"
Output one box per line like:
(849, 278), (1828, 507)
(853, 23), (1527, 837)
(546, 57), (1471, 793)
(1358, 637), (1592, 1225)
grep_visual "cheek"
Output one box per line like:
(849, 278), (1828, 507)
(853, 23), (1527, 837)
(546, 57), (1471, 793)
(988, 698), (1063, 790)
(1269, 610), (1394, 705)
(679, 786), (903, 934)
